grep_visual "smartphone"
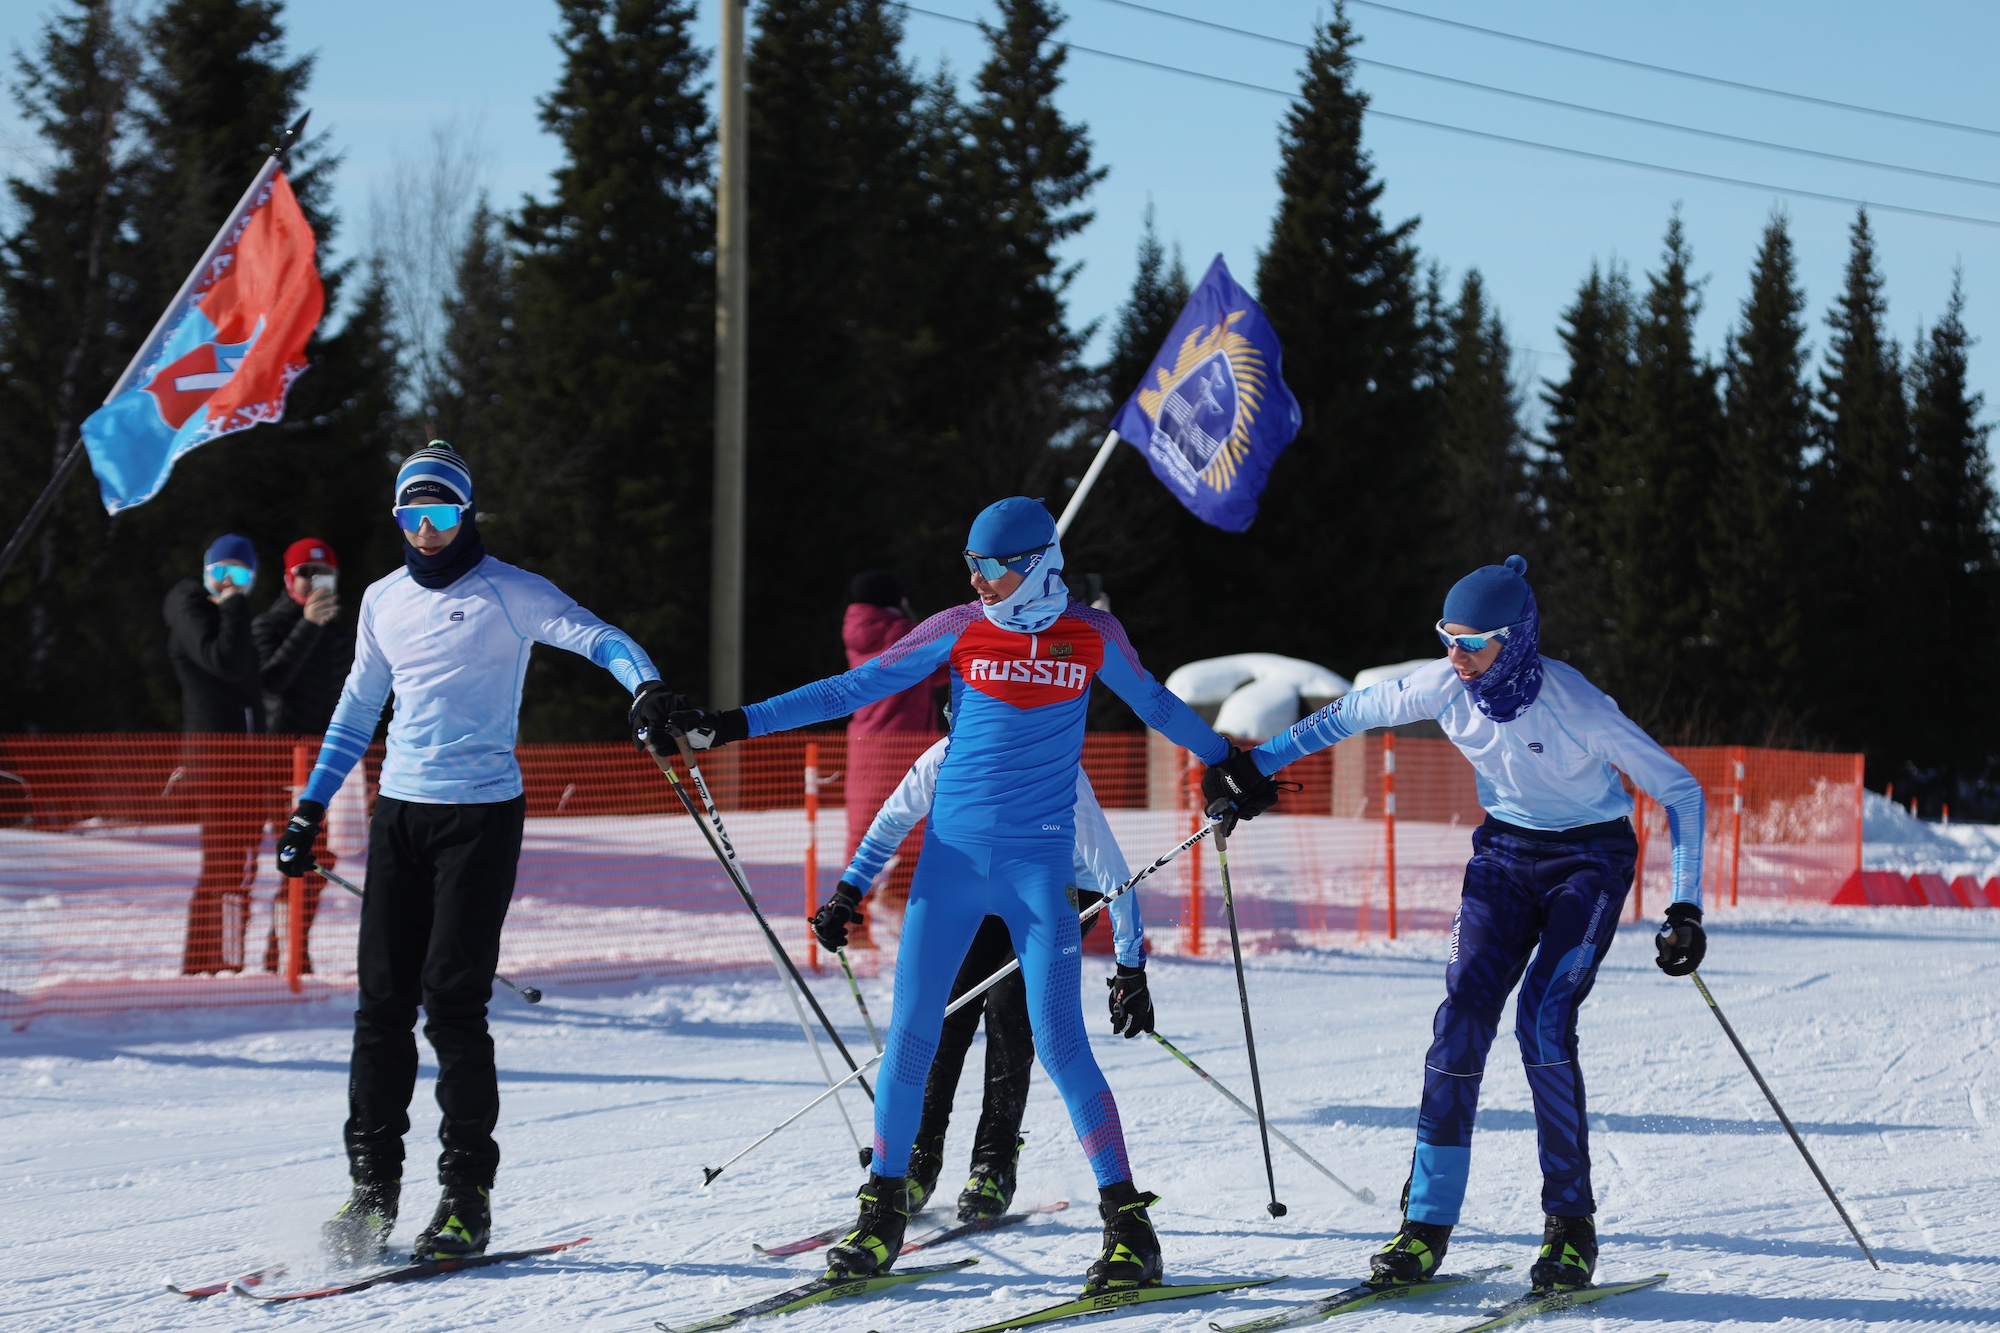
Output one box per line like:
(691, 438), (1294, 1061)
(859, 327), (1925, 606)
(310, 573), (338, 595)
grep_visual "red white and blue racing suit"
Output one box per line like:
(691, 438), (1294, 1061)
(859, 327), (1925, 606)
(746, 599), (1228, 1186)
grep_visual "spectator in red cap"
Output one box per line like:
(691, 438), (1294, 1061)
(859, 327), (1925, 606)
(252, 537), (355, 973)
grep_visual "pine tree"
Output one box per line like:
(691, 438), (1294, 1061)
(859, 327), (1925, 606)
(1238, 4), (1435, 672)
(497, 0), (714, 736)
(1613, 213), (1724, 731)
(1433, 269), (1533, 580)
(0, 0), (142, 729)
(742, 0), (931, 694)
(1539, 263), (1636, 675)
(1709, 212), (1810, 739)
(946, 0), (1102, 498)
(1907, 275), (1996, 789)
(431, 203), (518, 452)
(1809, 208), (1912, 764)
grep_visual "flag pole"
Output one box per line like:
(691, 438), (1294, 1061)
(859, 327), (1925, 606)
(1054, 428), (1120, 539)
(0, 112), (311, 589)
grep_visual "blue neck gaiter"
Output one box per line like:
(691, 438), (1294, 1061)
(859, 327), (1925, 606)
(403, 515), (487, 590)
(1462, 590), (1544, 723)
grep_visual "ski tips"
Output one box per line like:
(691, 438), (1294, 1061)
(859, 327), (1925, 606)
(1266, 1201), (1288, 1218)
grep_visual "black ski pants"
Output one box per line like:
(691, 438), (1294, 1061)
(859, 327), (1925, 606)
(345, 794), (524, 1191)
(912, 914), (1035, 1173)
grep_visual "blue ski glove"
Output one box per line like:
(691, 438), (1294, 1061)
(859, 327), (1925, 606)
(275, 800), (325, 878)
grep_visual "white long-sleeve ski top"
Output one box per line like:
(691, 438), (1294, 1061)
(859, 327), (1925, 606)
(842, 737), (1146, 965)
(302, 558), (657, 807)
(1253, 657), (1707, 906)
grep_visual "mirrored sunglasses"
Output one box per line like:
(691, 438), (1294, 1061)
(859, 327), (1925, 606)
(1436, 619), (1513, 654)
(204, 562), (254, 588)
(963, 544), (1048, 581)
(393, 503), (465, 534)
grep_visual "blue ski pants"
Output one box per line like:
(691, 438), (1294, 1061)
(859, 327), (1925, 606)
(1404, 818), (1636, 1226)
(873, 833), (1131, 1188)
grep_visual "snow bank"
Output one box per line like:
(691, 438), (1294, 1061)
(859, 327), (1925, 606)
(1861, 790), (2000, 880)
(1163, 654), (1349, 741)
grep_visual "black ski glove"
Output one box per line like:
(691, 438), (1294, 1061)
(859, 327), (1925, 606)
(628, 679), (690, 752)
(812, 881), (866, 952)
(1201, 747), (1279, 833)
(1076, 887), (1106, 940)
(275, 800), (325, 878)
(1654, 901), (1706, 976)
(666, 707), (749, 752)
(1106, 963), (1154, 1037)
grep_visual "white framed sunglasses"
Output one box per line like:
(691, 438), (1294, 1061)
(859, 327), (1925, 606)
(1436, 619), (1514, 654)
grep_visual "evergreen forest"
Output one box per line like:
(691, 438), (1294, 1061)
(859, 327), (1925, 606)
(2, 0), (1993, 810)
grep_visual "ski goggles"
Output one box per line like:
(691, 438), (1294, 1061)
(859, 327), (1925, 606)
(1436, 619), (1515, 654)
(204, 562), (254, 587)
(393, 502), (466, 534)
(963, 544), (1049, 580)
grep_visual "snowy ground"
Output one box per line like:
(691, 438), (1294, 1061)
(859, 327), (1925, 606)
(4, 904), (1998, 1332)
(1863, 791), (2000, 882)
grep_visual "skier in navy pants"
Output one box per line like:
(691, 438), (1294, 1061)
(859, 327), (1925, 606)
(1220, 555), (1709, 1292)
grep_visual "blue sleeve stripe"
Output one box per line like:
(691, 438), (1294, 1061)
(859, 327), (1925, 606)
(589, 631), (658, 693)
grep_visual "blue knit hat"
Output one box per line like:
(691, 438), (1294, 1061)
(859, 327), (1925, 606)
(203, 533), (257, 573)
(395, 441), (473, 507)
(966, 496), (1054, 558)
(1442, 554), (1532, 631)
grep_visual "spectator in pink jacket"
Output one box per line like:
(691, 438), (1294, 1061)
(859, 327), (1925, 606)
(842, 571), (945, 942)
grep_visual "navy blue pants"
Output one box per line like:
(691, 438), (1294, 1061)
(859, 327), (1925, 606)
(1404, 819), (1635, 1226)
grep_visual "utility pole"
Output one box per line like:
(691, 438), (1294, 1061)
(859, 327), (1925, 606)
(710, 0), (749, 708)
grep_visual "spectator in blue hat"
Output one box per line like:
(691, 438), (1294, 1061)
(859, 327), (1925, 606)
(163, 533), (266, 974)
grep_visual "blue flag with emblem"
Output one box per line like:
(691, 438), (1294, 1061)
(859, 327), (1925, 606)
(1110, 255), (1301, 532)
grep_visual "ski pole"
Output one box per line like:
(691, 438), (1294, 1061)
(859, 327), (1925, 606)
(1213, 822), (1286, 1217)
(650, 745), (870, 1162)
(314, 865), (543, 1003)
(1689, 970), (1879, 1269)
(701, 817), (1219, 1186)
(1147, 1031), (1376, 1206)
(837, 948), (882, 1052)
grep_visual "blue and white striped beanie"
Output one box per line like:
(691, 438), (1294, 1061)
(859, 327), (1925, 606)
(395, 441), (473, 507)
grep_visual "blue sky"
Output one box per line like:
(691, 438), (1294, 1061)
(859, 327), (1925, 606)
(5, 0), (1997, 432)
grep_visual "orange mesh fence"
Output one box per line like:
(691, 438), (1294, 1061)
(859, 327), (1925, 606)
(0, 733), (1861, 1020)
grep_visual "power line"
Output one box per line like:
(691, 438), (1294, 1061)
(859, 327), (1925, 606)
(1086, 0), (2000, 192)
(893, 2), (2000, 232)
(1344, 0), (2000, 142)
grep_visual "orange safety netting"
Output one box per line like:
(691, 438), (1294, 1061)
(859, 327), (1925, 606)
(0, 733), (1860, 1019)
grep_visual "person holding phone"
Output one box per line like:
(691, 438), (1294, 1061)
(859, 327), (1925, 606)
(253, 538), (357, 973)
(163, 534), (267, 973)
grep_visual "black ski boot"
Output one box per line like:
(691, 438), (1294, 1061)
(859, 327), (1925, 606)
(322, 1179), (399, 1264)
(824, 1173), (910, 1279)
(1370, 1219), (1452, 1285)
(908, 1140), (943, 1215)
(1529, 1214), (1597, 1291)
(957, 1135), (1023, 1221)
(1081, 1182), (1163, 1294)
(411, 1185), (491, 1261)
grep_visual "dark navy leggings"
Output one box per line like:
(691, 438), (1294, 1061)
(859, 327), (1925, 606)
(1405, 820), (1635, 1225)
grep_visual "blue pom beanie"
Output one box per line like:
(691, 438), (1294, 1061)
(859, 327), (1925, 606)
(203, 533), (257, 573)
(1441, 554), (1532, 631)
(966, 496), (1055, 557)
(396, 441), (473, 507)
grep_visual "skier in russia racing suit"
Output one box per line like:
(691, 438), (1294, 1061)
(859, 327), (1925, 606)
(1219, 554), (1707, 1293)
(668, 496), (1275, 1293)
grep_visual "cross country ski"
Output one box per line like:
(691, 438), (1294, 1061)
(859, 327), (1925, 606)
(164, 1263), (283, 1298)
(940, 1275), (1283, 1333)
(1209, 1264), (1512, 1333)
(228, 1237), (590, 1303)
(653, 1258), (977, 1332)
(1440, 1273), (1669, 1333)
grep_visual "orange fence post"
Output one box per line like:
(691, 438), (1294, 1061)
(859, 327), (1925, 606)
(1383, 733), (1398, 941)
(804, 741), (821, 973)
(1631, 790), (1649, 922)
(1185, 750), (1204, 956)
(1853, 753), (1866, 882)
(287, 741), (310, 994)
(1729, 746), (1745, 908)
